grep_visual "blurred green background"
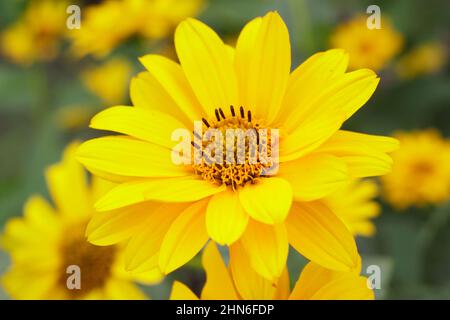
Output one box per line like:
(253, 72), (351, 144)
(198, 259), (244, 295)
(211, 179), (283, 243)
(0, 0), (449, 299)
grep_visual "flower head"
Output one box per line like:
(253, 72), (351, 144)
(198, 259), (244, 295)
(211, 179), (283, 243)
(77, 12), (398, 281)
(1, 143), (161, 299)
(170, 242), (374, 300)
(81, 58), (133, 105)
(381, 129), (450, 209)
(0, 0), (68, 65)
(330, 15), (403, 71)
(69, 0), (204, 58)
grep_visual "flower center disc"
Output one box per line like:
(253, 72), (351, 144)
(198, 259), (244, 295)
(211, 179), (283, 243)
(59, 225), (116, 298)
(191, 105), (275, 190)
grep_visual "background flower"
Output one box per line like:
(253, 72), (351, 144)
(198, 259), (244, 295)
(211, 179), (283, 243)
(1, 143), (162, 299)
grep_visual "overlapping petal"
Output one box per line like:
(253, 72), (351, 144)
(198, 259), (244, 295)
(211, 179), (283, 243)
(286, 201), (359, 272)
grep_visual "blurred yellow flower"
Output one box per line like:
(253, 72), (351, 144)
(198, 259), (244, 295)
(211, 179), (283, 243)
(325, 179), (380, 237)
(170, 242), (374, 300)
(330, 15), (403, 71)
(81, 58), (133, 104)
(396, 42), (447, 79)
(381, 130), (450, 209)
(1, 143), (162, 299)
(0, 0), (68, 65)
(69, 0), (204, 58)
(77, 12), (398, 281)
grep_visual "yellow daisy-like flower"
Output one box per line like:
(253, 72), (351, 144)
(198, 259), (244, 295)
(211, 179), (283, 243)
(170, 242), (374, 300)
(324, 179), (380, 237)
(69, 0), (204, 58)
(330, 15), (403, 71)
(0, 0), (68, 65)
(77, 12), (398, 281)
(381, 130), (450, 209)
(1, 143), (162, 299)
(396, 42), (447, 79)
(81, 58), (133, 105)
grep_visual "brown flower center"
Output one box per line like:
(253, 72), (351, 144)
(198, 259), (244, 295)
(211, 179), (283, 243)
(191, 105), (276, 190)
(58, 224), (116, 298)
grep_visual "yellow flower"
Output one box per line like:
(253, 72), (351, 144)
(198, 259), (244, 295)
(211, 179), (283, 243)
(396, 42), (447, 79)
(381, 129), (450, 209)
(324, 179), (380, 237)
(330, 15), (403, 71)
(1, 143), (162, 299)
(81, 58), (133, 105)
(0, 0), (68, 65)
(170, 242), (374, 300)
(69, 0), (204, 58)
(77, 12), (398, 281)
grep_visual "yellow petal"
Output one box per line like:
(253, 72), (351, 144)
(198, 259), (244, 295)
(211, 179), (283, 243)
(229, 241), (278, 299)
(337, 70), (380, 120)
(23, 195), (59, 235)
(289, 261), (335, 299)
(278, 154), (349, 201)
(175, 18), (237, 116)
(286, 201), (359, 272)
(46, 142), (91, 220)
(104, 278), (147, 300)
(90, 106), (187, 149)
(170, 281), (199, 300)
(76, 136), (189, 178)
(315, 130), (399, 177)
(310, 274), (374, 300)
(129, 72), (192, 126)
(274, 267), (291, 300)
(95, 176), (225, 211)
(206, 189), (249, 245)
(159, 200), (209, 274)
(279, 68), (379, 161)
(239, 219), (288, 280)
(235, 11), (291, 124)
(278, 49), (349, 131)
(86, 202), (155, 246)
(238, 178), (293, 224)
(279, 110), (344, 162)
(1, 269), (58, 300)
(200, 242), (238, 300)
(289, 261), (373, 300)
(139, 54), (203, 122)
(124, 203), (183, 272)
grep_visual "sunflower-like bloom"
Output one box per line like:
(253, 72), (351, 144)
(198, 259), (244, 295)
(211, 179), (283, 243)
(81, 58), (133, 105)
(170, 242), (374, 300)
(381, 130), (450, 209)
(330, 15), (403, 71)
(1, 143), (162, 299)
(69, 0), (204, 58)
(0, 0), (68, 65)
(396, 42), (447, 79)
(77, 12), (398, 281)
(324, 179), (380, 237)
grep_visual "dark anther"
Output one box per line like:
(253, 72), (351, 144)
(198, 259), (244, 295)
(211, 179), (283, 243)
(247, 110), (252, 122)
(240, 106), (245, 118)
(219, 108), (226, 119)
(202, 118), (210, 127)
(215, 109), (221, 121)
(193, 130), (202, 140)
(230, 105), (235, 117)
(191, 141), (201, 149)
